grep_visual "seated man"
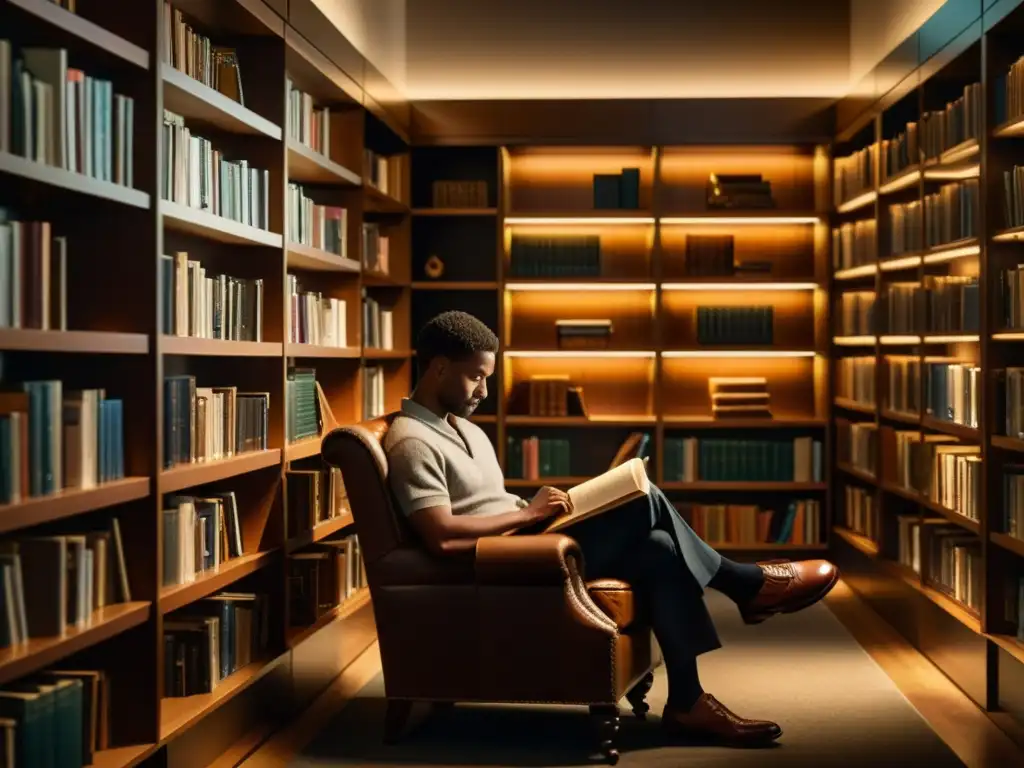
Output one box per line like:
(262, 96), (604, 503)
(384, 310), (839, 747)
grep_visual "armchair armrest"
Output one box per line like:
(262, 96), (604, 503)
(475, 533), (582, 586)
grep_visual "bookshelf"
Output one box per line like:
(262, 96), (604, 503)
(0, 0), (409, 765)
(829, 0), (1024, 741)
(411, 143), (832, 556)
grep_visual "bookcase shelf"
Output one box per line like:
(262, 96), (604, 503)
(0, 0), (410, 763)
(829, 1), (1024, 733)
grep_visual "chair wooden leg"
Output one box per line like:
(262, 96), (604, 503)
(589, 704), (620, 765)
(625, 672), (654, 720)
(383, 699), (413, 744)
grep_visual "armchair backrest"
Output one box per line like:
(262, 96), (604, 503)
(320, 413), (412, 566)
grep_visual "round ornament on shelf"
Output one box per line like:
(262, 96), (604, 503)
(424, 254), (445, 279)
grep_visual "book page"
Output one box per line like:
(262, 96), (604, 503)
(540, 457), (649, 533)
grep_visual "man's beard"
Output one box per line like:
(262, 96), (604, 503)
(444, 394), (479, 418)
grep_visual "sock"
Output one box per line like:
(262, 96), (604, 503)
(666, 657), (704, 712)
(707, 557), (765, 605)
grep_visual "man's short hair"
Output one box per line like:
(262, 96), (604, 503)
(416, 311), (498, 373)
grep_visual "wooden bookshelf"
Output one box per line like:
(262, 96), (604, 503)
(410, 143), (832, 557)
(829, 0), (1024, 739)
(0, 0), (404, 765)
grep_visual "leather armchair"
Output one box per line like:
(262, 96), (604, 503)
(321, 415), (662, 764)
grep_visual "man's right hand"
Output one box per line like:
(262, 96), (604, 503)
(524, 486), (572, 523)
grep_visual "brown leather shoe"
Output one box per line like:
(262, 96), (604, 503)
(740, 559), (839, 625)
(662, 693), (782, 746)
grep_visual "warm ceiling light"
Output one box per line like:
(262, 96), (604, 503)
(662, 350), (815, 358)
(921, 244), (980, 263)
(661, 282), (818, 291)
(660, 216), (820, 225)
(503, 350), (655, 358)
(504, 282), (655, 291)
(504, 216), (655, 225)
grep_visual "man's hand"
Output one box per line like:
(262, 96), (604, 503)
(524, 486), (572, 523)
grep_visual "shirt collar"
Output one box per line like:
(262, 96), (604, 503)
(400, 398), (468, 449)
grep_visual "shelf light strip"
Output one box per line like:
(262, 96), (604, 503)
(662, 350), (816, 359)
(504, 350), (656, 358)
(505, 350), (817, 359)
(833, 336), (876, 346)
(504, 216), (655, 225)
(836, 190), (877, 213)
(923, 166), (980, 180)
(879, 255), (922, 271)
(660, 216), (820, 225)
(834, 264), (878, 279)
(921, 244), (981, 263)
(660, 282), (818, 291)
(879, 335), (921, 345)
(923, 334), (980, 343)
(878, 169), (921, 194)
(504, 282), (656, 291)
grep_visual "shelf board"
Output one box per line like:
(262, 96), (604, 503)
(836, 463), (876, 485)
(661, 481), (826, 491)
(918, 496), (980, 534)
(833, 263), (878, 280)
(412, 208), (497, 216)
(922, 238), (980, 262)
(161, 337), (283, 357)
(833, 526), (880, 557)
(991, 532), (1024, 559)
(0, 329), (148, 354)
(364, 185), (410, 214)
(878, 166), (921, 195)
(286, 140), (361, 185)
(505, 210), (654, 224)
(835, 190), (876, 214)
(362, 348), (411, 360)
(161, 200), (283, 247)
(992, 434), (1024, 453)
(362, 270), (408, 287)
(160, 450), (282, 494)
(159, 655), (283, 743)
(411, 281), (499, 290)
(881, 409), (920, 426)
(285, 512), (354, 554)
(287, 588), (371, 648)
(989, 634), (1024, 665)
(921, 416), (980, 441)
(0, 477), (150, 535)
(89, 744), (156, 768)
(923, 139), (980, 175)
(834, 397), (876, 416)
(993, 114), (1024, 138)
(881, 480), (921, 504)
(285, 437), (321, 462)
(285, 343), (360, 359)
(161, 65), (281, 139)
(663, 416), (825, 428)
(286, 243), (360, 273)
(0, 151), (150, 208)
(160, 550), (276, 615)
(0, 601), (150, 686)
(7, 0), (150, 69)
(505, 415), (656, 427)
(917, 581), (982, 634)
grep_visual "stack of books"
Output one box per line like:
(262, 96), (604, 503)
(709, 377), (771, 419)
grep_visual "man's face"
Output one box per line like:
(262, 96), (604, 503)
(435, 351), (495, 417)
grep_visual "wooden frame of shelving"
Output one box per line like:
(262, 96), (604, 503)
(410, 142), (833, 557)
(0, 0), (414, 766)
(829, 0), (1024, 743)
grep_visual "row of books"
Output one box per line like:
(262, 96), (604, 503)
(0, 211), (67, 331)
(594, 169), (641, 209)
(881, 123), (918, 182)
(505, 437), (572, 480)
(893, 433), (980, 521)
(287, 79), (330, 156)
(832, 219), (877, 271)
(1, 383), (124, 504)
(162, 109), (271, 232)
(998, 367), (1024, 439)
(837, 290), (874, 336)
(285, 466), (349, 540)
(920, 82), (982, 161)
(924, 179), (979, 248)
(677, 499), (821, 546)
(287, 275), (348, 348)
(833, 144), (876, 207)
(508, 236), (602, 279)
(160, 251), (264, 342)
(1004, 575), (1024, 643)
(0, 41), (135, 187)
(365, 149), (402, 200)
(162, 491), (244, 588)
(664, 436), (823, 483)
(894, 518), (982, 614)
(362, 365), (385, 420)
(887, 199), (923, 255)
(163, 376), (269, 468)
(362, 292), (394, 350)
(926, 361), (979, 429)
(162, 0), (243, 108)
(287, 184), (348, 258)
(362, 223), (390, 275)
(286, 368), (318, 444)
(888, 275), (980, 335)
(164, 591), (270, 697)
(0, 518), (130, 647)
(838, 421), (876, 475)
(998, 265), (1024, 330)
(842, 484), (876, 540)
(682, 234), (734, 277)
(695, 306), (773, 346)
(887, 356), (920, 414)
(837, 356), (876, 405)
(288, 534), (365, 627)
(995, 55), (1024, 128)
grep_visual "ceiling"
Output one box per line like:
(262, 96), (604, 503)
(404, 0), (854, 100)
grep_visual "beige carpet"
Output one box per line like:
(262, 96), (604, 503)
(290, 591), (965, 767)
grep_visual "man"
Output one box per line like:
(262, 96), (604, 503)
(384, 310), (838, 747)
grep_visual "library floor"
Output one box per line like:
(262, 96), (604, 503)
(243, 582), (1024, 768)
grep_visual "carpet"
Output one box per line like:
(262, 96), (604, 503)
(290, 590), (965, 768)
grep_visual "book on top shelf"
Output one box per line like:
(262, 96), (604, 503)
(541, 456), (650, 534)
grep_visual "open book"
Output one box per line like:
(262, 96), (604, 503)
(542, 457), (650, 533)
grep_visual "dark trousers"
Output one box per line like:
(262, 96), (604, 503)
(562, 485), (725, 689)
